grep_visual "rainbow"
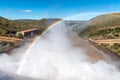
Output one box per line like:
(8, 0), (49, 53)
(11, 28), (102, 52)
(16, 12), (101, 74)
(16, 19), (63, 74)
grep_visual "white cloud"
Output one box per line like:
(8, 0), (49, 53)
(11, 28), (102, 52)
(5, 9), (12, 12)
(19, 10), (32, 13)
(64, 12), (107, 20)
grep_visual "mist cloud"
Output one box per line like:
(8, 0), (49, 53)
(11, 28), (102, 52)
(19, 10), (32, 13)
(0, 21), (120, 80)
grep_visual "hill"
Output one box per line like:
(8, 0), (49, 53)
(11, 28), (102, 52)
(0, 16), (61, 37)
(87, 13), (120, 28)
(77, 13), (120, 55)
(79, 13), (120, 39)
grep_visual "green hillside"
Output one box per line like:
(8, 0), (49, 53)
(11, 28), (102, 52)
(0, 16), (61, 37)
(79, 13), (120, 39)
(87, 13), (120, 27)
(77, 13), (120, 55)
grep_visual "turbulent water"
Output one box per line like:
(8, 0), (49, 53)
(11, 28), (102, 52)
(0, 21), (120, 80)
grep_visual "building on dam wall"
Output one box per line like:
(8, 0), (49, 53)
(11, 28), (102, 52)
(16, 28), (39, 38)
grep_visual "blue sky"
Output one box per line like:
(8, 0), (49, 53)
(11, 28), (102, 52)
(0, 0), (120, 20)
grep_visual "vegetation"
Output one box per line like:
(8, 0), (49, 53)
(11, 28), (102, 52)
(77, 13), (120, 39)
(87, 13), (120, 28)
(0, 41), (14, 47)
(99, 43), (120, 55)
(0, 16), (61, 37)
(17, 33), (24, 39)
(0, 16), (61, 53)
(74, 13), (120, 55)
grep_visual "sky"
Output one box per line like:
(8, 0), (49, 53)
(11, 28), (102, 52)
(0, 0), (120, 20)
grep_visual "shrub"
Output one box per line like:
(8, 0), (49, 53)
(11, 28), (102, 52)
(114, 34), (119, 37)
(113, 43), (120, 50)
(17, 33), (24, 39)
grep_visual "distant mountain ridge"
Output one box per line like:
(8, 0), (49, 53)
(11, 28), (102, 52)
(87, 13), (120, 28)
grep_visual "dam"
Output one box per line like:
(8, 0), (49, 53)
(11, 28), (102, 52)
(0, 22), (120, 80)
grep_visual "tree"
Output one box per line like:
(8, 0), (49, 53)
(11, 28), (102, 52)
(17, 33), (24, 39)
(114, 34), (119, 37)
(113, 43), (120, 50)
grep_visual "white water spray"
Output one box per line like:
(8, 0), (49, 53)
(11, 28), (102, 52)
(15, 21), (120, 80)
(0, 19), (119, 80)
